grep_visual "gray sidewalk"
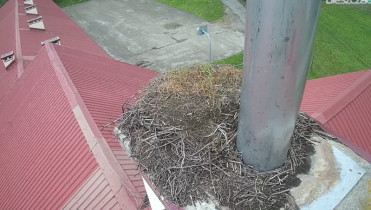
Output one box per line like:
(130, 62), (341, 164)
(64, 0), (244, 72)
(221, 0), (246, 24)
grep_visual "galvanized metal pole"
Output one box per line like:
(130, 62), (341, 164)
(237, 0), (321, 171)
(196, 26), (211, 63)
(202, 31), (212, 63)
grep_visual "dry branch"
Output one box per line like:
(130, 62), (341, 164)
(115, 65), (325, 210)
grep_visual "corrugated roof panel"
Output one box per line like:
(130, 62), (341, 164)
(16, 0), (107, 59)
(102, 200), (121, 210)
(54, 45), (158, 205)
(18, 13), (30, 29)
(18, 25), (107, 59)
(0, 0), (17, 102)
(85, 185), (112, 209)
(325, 85), (371, 157)
(0, 47), (98, 209)
(314, 71), (371, 124)
(0, 0), (15, 52)
(0, 0), (170, 207)
(63, 168), (120, 210)
(94, 189), (119, 209)
(301, 69), (371, 162)
(19, 29), (54, 55)
(300, 71), (365, 114)
(107, 202), (123, 210)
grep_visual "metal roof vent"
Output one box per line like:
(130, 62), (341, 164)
(27, 16), (45, 30)
(25, 5), (38, 15)
(41, 37), (61, 46)
(24, 0), (34, 5)
(1, 51), (15, 69)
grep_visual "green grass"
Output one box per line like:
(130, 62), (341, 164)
(309, 3), (371, 79)
(215, 3), (371, 80)
(361, 179), (371, 210)
(53, 0), (90, 8)
(0, 0), (8, 8)
(213, 52), (243, 69)
(155, 0), (224, 22)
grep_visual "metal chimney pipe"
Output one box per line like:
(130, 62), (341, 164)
(237, 0), (321, 171)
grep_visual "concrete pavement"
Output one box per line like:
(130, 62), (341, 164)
(221, 0), (246, 24)
(333, 140), (371, 210)
(291, 138), (370, 210)
(64, 0), (244, 72)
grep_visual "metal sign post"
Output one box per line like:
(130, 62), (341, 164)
(197, 25), (211, 63)
(237, 0), (321, 171)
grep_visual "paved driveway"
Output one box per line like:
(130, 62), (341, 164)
(64, 0), (244, 72)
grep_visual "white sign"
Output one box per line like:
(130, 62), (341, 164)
(326, 0), (371, 4)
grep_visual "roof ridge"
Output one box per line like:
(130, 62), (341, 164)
(312, 69), (371, 124)
(0, 45), (47, 107)
(44, 43), (139, 209)
(0, 47), (47, 118)
(15, 0), (24, 78)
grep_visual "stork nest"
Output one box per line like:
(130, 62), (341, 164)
(116, 64), (332, 210)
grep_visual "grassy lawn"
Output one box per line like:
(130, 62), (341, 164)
(0, 0), (7, 8)
(361, 179), (371, 210)
(214, 52), (243, 68)
(53, 0), (90, 8)
(156, 0), (224, 22)
(215, 3), (371, 80)
(310, 3), (371, 79)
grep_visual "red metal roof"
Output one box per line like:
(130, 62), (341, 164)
(17, 0), (107, 58)
(0, 0), (157, 209)
(50, 44), (157, 208)
(0, 1), (17, 102)
(0, 46), (98, 209)
(301, 70), (371, 162)
(4, 0), (369, 208)
(55, 45), (157, 198)
(63, 168), (122, 209)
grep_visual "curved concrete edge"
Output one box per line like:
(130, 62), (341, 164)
(220, 0), (246, 24)
(295, 139), (366, 210)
